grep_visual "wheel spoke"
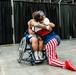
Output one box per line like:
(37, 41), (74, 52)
(17, 37), (26, 63)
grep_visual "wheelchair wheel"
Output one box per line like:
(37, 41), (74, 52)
(17, 37), (26, 63)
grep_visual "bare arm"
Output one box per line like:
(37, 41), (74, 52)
(27, 20), (34, 34)
(45, 22), (55, 31)
(49, 22), (55, 28)
(44, 18), (55, 28)
(30, 20), (46, 29)
(28, 19), (54, 33)
(43, 18), (55, 30)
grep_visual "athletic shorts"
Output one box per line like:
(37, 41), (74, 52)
(28, 34), (42, 40)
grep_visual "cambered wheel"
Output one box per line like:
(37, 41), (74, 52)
(17, 37), (26, 63)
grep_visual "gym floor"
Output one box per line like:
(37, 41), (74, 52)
(0, 39), (76, 75)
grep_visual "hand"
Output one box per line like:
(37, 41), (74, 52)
(46, 26), (52, 31)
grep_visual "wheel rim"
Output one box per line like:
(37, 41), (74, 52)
(18, 37), (26, 62)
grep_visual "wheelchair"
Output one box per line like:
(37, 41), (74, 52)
(17, 31), (47, 65)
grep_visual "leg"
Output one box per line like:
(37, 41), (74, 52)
(29, 36), (40, 61)
(38, 39), (44, 60)
(45, 38), (65, 68)
(39, 39), (44, 51)
(30, 36), (39, 51)
(45, 38), (76, 71)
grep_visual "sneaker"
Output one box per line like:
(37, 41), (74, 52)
(38, 51), (43, 60)
(65, 60), (76, 71)
(34, 51), (41, 63)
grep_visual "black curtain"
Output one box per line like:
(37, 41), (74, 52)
(70, 5), (76, 38)
(14, 2), (59, 43)
(0, 1), (12, 45)
(1, 2), (76, 44)
(59, 4), (70, 39)
(14, 2), (35, 43)
(14, 2), (74, 43)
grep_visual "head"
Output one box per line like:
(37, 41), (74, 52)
(32, 11), (45, 22)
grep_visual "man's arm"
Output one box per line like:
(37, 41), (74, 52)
(31, 20), (53, 31)
(27, 20), (34, 34)
(43, 18), (55, 28)
(49, 22), (55, 28)
(31, 20), (46, 29)
(28, 19), (53, 31)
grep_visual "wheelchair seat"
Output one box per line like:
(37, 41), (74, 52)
(17, 30), (47, 65)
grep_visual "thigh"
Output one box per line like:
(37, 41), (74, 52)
(29, 36), (38, 43)
(39, 39), (44, 45)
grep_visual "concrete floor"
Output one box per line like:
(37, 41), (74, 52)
(0, 39), (76, 75)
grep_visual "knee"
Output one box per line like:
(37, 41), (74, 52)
(39, 40), (44, 45)
(31, 37), (38, 43)
(33, 37), (38, 43)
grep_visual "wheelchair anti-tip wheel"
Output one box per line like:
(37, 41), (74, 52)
(17, 37), (26, 63)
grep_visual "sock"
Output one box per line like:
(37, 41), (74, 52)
(34, 51), (39, 60)
(38, 51), (43, 60)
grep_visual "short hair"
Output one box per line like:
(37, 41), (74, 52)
(32, 11), (44, 22)
(38, 11), (44, 15)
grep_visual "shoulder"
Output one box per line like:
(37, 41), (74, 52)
(44, 17), (50, 25)
(44, 18), (50, 21)
(27, 19), (33, 25)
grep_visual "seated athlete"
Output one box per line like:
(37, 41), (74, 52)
(27, 10), (53, 61)
(27, 11), (46, 61)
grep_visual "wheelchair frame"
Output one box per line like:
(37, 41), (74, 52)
(17, 33), (47, 65)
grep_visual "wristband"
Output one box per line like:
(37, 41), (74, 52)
(45, 26), (50, 30)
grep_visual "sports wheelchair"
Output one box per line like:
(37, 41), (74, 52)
(17, 31), (47, 65)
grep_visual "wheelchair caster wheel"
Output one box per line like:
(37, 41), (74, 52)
(17, 59), (21, 63)
(17, 50), (23, 63)
(30, 62), (34, 66)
